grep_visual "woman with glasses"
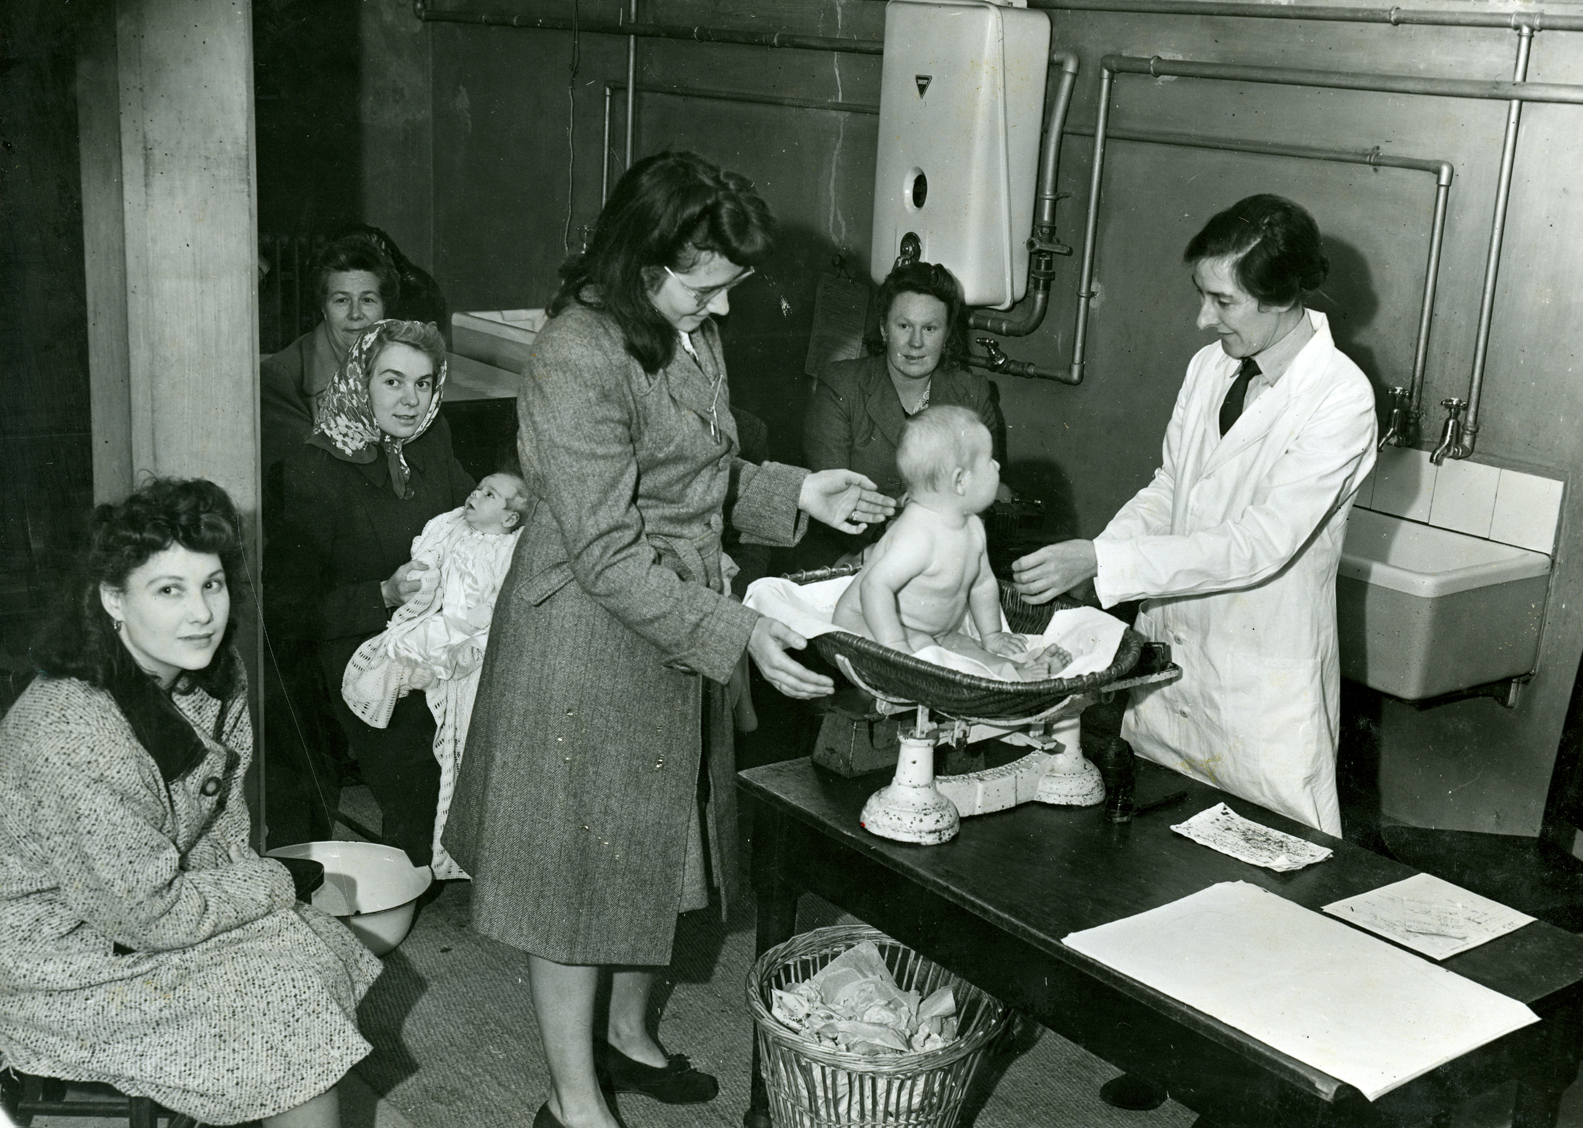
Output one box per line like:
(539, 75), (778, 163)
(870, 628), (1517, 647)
(443, 151), (893, 1128)
(801, 260), (1007, 566)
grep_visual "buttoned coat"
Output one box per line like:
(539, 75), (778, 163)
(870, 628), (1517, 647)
(444, 303), (809, 965)
(0, 672), (380, 1123)
(1093, 311), (1377, 834)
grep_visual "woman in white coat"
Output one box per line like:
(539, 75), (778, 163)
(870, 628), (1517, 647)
(1013, 195), (1376, 836)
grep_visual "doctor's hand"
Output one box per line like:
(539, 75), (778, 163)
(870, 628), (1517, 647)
(799, 470), (897, 534)
(1012, 539), (1099, 604)
(748, 616), (835, 699)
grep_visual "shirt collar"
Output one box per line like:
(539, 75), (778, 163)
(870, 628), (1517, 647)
(1249, 309), (1315, 387)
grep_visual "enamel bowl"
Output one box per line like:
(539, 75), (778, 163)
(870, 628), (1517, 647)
(266, 840), (432, 955)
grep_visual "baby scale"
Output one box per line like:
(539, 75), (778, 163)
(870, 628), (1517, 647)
(796, 568), (1181, 845)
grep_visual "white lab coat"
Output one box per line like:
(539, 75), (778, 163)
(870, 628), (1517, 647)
(1093, 310), (1376, 834)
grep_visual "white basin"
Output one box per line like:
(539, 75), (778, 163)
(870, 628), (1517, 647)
(1336, 508), (1551, 700)
(267, 841), (432, 956)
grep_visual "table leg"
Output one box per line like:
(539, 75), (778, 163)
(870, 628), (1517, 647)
(745, 805), (800, 1128)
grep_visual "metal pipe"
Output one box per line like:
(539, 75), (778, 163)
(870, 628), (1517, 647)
(1071, 65), (1117, 385)
(1066, 121), (1452, 424)
(1462, 25), (1533, 456)
(1030, 0), (1583, 32)
(412, 3), (883, 54)
(605, 80), (877, 117)
(860, 0), (1583, 33)
(624, 0), (637, 169)
(967, 50), (1081, 339)
(1105, 54), (1583, 107)
(601, 84), (612, 203)
(1074, 53), (1583, 389)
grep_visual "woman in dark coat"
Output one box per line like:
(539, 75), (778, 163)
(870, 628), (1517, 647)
(443, 152), (893, 1128)
(273, 320), (475, 866)
(801, 260), (1007, 565)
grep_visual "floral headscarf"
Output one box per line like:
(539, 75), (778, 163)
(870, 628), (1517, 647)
(311, 320), (447, 499)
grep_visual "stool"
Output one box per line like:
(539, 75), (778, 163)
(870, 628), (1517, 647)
(1, 1069), (201, 1128)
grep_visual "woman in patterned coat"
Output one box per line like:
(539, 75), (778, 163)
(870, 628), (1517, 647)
(0, 478), (380, 1127)
(444, 152), (894, 1128)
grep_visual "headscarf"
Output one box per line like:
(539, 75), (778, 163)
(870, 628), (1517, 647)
(310, 319), (447, 499)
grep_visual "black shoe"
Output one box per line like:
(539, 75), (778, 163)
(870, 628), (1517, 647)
(595, 1042), (719, 1104)
(533, 1103), (566, 1128)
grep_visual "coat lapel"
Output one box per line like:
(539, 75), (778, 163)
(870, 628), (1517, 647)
(668, 324), (738, 448)
(860, 360), (909, 450)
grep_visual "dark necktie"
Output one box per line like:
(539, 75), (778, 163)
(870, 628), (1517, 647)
(1219, 357), (1261, 436)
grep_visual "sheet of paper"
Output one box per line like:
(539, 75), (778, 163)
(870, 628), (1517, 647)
(1172, 802), (1333, 871)
(1063, 881), (1538, 1101)
(1324, 873), (1535, 960)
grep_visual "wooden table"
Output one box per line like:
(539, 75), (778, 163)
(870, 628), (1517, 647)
(740, 756), (1583, 1128)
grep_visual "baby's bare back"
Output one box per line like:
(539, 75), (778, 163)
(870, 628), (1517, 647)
(833, 506), (987, 649)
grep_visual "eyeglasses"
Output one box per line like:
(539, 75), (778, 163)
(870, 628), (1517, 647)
(664, 265), (755, 309)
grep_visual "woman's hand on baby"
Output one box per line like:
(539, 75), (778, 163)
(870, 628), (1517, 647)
(748, 617), (835, 699)
(380, 560), (431, 608)
(799, 470), (896, 534)
(981, 631), (1028, 659)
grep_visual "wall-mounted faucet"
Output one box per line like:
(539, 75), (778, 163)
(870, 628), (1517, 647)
(1378, 386), (1413, 450)
(1430, 397), (1470, 465)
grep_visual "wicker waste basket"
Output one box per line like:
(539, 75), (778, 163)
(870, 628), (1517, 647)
(748, 925), (1009, 1128)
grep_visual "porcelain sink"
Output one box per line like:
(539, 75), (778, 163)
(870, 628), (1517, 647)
(1336, 508), (1551, 700)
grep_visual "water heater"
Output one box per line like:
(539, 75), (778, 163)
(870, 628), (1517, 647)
(869, 0), (1050, 310)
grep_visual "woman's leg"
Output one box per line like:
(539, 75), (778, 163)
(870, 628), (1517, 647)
(262, 1085), (338, 1128)
(607, 968), (665, 1066)
(529, 954), (621, 1128)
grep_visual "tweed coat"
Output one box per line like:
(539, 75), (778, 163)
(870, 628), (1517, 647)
(0, 671), (381, 1124)
(444, 303), (809, 966)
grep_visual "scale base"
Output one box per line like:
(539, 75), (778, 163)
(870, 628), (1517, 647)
(860, 783), (961, 844)
(1035, 749), (1106, 807)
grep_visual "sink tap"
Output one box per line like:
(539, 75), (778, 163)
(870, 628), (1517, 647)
(1430, 397), (1467, 465)
(1378, 386), (1410, 451)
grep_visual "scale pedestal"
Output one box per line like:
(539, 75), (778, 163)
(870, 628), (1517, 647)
(859, 704), (1106, 846)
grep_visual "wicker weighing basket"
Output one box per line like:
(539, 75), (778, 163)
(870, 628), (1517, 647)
(747, 925), (1010, 1128)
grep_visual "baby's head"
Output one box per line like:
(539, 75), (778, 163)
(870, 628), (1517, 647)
(463, 472), (530, 534)
(895, 406), (1000, 515)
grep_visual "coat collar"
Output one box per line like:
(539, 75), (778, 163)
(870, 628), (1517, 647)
(105, 645), (213, 784)
(1204, 310), (1336, 471)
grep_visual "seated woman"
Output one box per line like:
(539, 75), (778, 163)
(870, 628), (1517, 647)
(801, 260), (1008, 566)
(271, 319), (475, 867)
(0, 478), (380, 1128)
(261, 234), (401, 476)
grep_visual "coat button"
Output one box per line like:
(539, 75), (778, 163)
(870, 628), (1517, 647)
(200, 777), (222, 797)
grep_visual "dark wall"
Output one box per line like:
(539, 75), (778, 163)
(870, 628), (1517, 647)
(0, 4), (93, 658)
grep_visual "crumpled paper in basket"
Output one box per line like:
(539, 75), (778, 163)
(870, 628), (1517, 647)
(770, 940), (959, 1056)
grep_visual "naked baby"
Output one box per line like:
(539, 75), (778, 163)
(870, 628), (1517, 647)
(833, 406), (1059, 681)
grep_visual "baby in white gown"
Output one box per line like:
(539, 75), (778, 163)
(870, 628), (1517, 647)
(343, 472), (528, 879)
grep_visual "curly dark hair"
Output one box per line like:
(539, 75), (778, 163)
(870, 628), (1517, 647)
(549, 151), (776, 373)
(1183, 194), (1328, 308)
(32, 478), (246, 698)
(312, 234), (401, 314)
(862, 260), (970, 366)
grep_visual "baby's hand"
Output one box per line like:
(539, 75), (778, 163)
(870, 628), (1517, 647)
(409, 666), (436, 690)
(981, 631), (1027, 659)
